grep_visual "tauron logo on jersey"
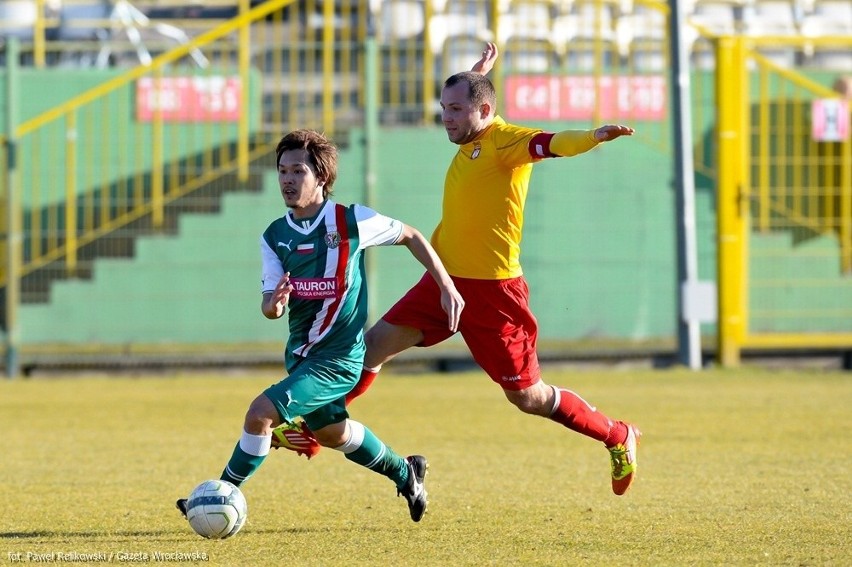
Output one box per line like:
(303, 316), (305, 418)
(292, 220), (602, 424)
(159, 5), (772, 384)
(325, 231), (341, 249)
(471, 142), (481, 159)
(290, 278), (338, 299)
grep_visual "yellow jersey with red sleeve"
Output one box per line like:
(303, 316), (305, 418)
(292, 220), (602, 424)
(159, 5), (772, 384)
(431, 116), (599, 280)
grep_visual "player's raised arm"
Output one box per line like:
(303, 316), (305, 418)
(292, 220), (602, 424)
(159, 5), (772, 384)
(395, 224), (464, 332)
(471, 42), (498, 76)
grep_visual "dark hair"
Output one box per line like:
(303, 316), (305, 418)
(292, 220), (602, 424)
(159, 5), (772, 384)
(275, 129), (337, 197)
(444, 71), (497, 112)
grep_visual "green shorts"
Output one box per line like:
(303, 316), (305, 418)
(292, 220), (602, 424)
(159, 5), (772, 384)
(263, 354), (360, 431)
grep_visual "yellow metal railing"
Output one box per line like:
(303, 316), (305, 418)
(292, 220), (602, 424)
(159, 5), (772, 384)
(751, 51), (851, 256)
(717, 35), (852, 366)
(2, 0), (301, 290)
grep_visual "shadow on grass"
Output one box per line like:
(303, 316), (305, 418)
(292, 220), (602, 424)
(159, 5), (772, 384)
(242, 526), (418, 535)
(0, 530), (180, 540)
(0, 525), (383, 540)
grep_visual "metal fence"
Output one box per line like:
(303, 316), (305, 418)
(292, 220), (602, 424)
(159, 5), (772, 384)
(716, 35), (852, 365)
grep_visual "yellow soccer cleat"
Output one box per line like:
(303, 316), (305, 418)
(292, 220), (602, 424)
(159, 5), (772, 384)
(609, 423), (641, 496)
(271, 420), (321, 459)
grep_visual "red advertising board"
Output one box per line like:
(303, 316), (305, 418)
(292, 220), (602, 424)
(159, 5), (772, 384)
(504, 75), (666, 121)
(136, 76), (242, 122)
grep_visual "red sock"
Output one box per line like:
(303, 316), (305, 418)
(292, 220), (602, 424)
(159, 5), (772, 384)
(549, 387), (626, 446)
(345, 366), (380, 405)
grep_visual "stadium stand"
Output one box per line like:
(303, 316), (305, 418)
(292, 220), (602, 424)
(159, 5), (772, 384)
(379, 0), (425, 41)
(746, 0), (799, 29)
(427, 1), (494, 84)
(690, 0), (739, 34)
(573, 0), (618, 37)
(0, 0), (38, 40)
(498, 0), (554, 45)
(427, 2), (491, 56)
(811, 0), (852, 21)
(4, 0), (850, 73)
(551, 12), (582, 54)
(615, 6), (668, 70)
(56, 0), (112, 41)
(743, 1), (800, 67)
(438, 32), (495, 78)
(503, 36), (562, 71)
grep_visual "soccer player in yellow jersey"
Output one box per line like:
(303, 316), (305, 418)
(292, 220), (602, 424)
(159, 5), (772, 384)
(281, 43), (642, 496)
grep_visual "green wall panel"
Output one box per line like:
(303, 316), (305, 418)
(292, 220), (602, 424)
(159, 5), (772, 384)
(15, 126), (711, 347)
(14, 123), (849, 350)
(18, 131), (367, 347)
(2, 68), (262, 208)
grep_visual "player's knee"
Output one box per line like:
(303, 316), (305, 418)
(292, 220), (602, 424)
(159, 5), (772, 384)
(313, 421), (348, 447)
(504, 385), (551, 416)
(506, 395), (539, 415)
(243, 395), (277, 434)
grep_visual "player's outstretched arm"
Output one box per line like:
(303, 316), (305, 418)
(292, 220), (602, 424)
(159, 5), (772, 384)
(543, 124), (636, 158)
(471, 42), (498, 76)
(395, 225), (464, 332)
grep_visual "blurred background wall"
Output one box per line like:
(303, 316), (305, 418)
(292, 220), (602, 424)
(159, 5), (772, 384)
(1, 0), (850, 371)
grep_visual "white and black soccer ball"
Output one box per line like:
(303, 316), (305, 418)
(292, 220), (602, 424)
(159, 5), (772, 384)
(186, 480), (247, 540)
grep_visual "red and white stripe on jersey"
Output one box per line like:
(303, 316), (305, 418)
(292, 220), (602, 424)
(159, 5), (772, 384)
(293, 204), (351, 357)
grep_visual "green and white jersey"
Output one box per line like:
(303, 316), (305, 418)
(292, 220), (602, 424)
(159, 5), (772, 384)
(260, 200), (403, 370)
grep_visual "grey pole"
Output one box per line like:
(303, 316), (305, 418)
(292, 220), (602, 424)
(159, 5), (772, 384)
(670, 0), (704, 369)
(363, 16), (379, 326)
(4, 38), (21, 378)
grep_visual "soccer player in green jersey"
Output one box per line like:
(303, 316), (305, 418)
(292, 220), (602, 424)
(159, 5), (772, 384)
(177, 129), (464, 523)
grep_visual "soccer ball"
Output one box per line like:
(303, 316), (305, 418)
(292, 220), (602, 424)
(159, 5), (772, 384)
(185, 479), (247, 540)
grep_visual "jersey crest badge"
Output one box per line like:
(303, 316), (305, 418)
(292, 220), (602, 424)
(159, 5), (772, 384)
(471, 142), (481, 160)
(325, 231), (341, 249)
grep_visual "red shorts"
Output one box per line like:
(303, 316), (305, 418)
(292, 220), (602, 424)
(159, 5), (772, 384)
(382, 273), (541, 390)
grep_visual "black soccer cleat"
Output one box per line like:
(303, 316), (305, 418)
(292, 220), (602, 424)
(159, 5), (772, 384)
(176, 498), (188, 519)
(397, 455), (429, 522)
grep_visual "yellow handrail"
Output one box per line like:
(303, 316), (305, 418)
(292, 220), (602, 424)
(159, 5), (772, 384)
(16, 0), (296, 137)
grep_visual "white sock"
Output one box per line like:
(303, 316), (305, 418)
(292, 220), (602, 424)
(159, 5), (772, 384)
(332, 420), (365, 454)
(239, 430), (271, 457)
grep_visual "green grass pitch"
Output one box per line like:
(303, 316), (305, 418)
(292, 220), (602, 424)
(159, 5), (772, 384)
(1, 365), (849, 566)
